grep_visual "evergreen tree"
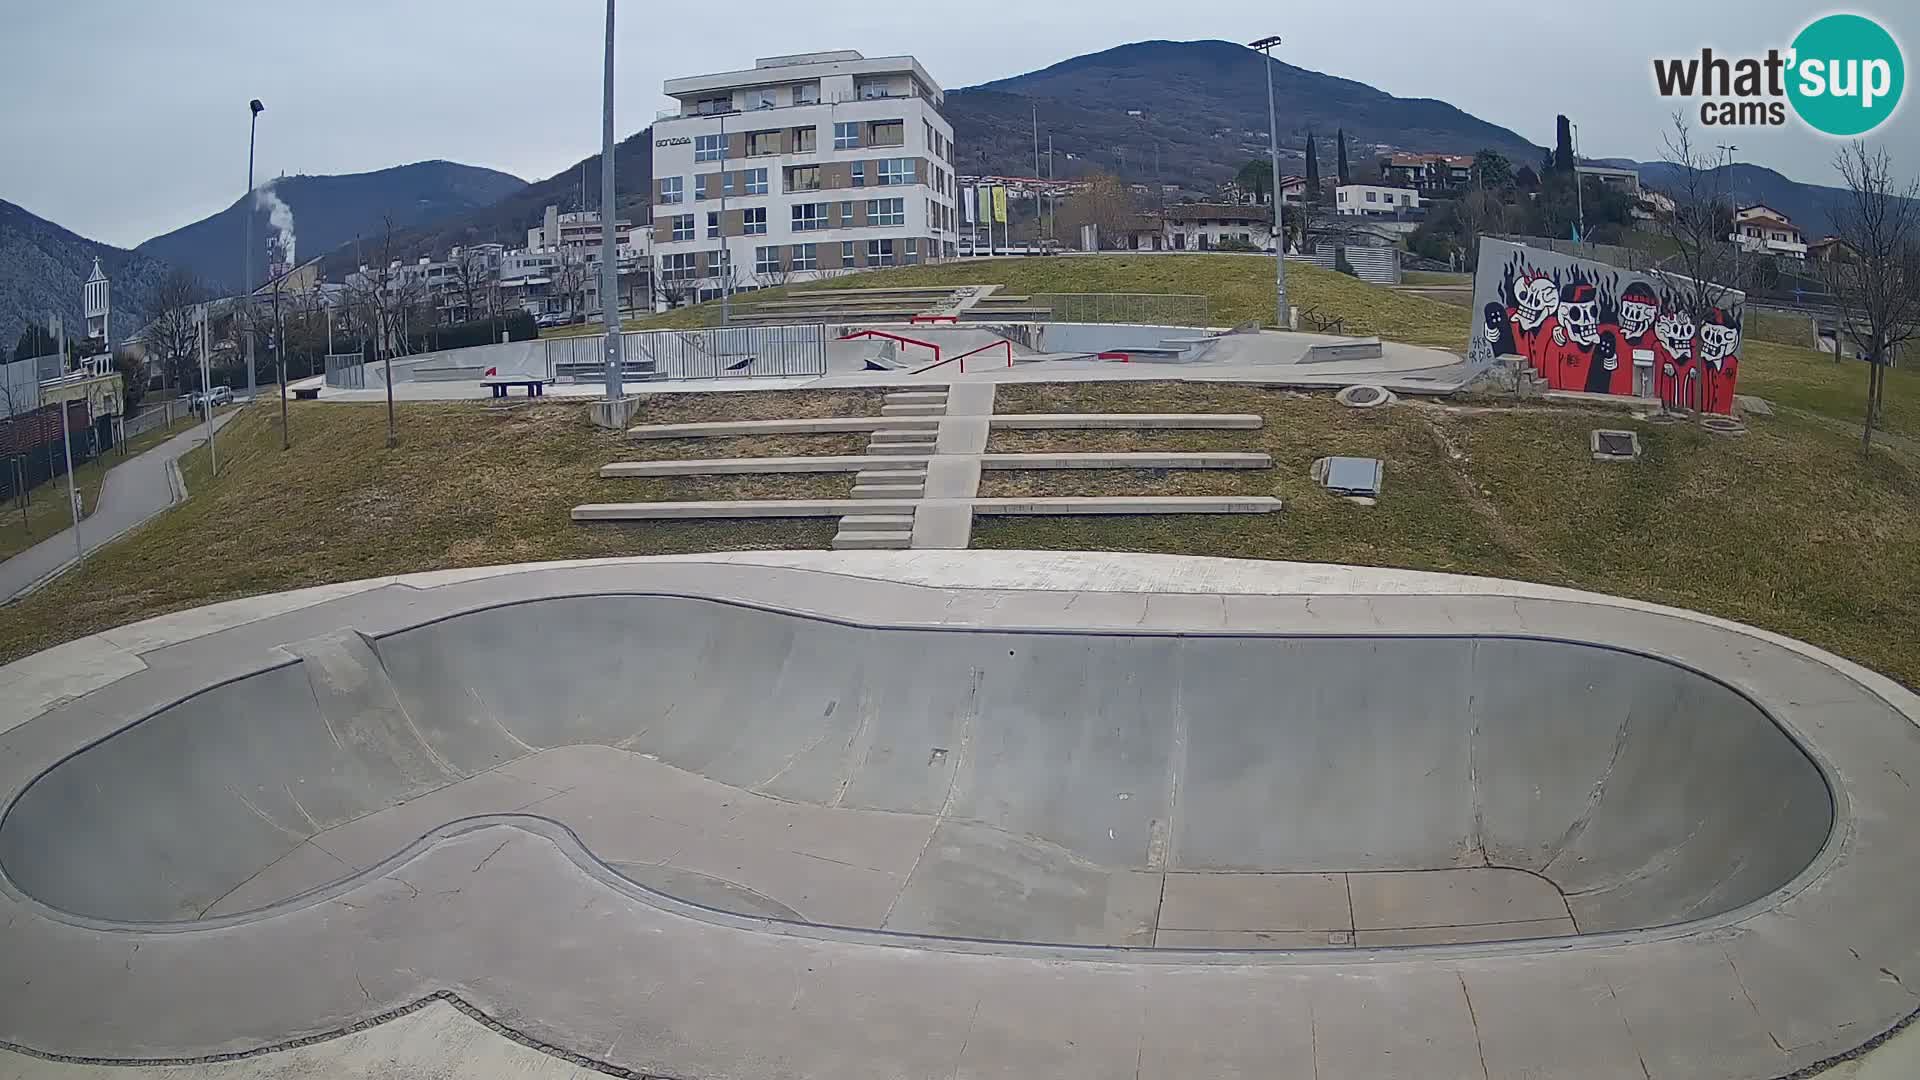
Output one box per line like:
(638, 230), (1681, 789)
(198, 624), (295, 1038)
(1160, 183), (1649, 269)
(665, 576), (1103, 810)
(1304, 131), (1321, 205)
(1336, 128), (1351, 185)
(1554, 115), (1575, 173)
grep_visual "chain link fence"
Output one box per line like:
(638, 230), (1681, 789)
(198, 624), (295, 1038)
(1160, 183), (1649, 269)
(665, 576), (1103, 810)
(1028, 293), (1213, 327)
(323, 352), (366, 389)
(546, 325), (828, 381)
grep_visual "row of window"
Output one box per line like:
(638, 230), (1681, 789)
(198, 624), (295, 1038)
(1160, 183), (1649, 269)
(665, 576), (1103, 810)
(663, 161), (916, 205)
(667, 198), (907, 241)
(687, 116), (941, 162)
(663, 239), (932, 281)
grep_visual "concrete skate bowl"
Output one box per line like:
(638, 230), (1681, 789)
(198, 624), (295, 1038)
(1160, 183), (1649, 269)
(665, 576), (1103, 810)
(0, 595), (1834, 950)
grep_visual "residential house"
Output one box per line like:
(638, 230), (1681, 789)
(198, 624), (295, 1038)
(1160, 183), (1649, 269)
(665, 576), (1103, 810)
(1732, 204), (1808, 259)
(1335, 184), (1420, 216)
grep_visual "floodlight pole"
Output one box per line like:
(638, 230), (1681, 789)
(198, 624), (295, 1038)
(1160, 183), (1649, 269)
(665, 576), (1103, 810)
(599, 0), (623, 400)
(1250, 35), (1290, 329)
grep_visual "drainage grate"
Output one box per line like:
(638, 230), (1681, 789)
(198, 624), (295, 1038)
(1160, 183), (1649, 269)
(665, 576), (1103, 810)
(1335, 384), (1394, 409)
(1590, 429), (1641, 462)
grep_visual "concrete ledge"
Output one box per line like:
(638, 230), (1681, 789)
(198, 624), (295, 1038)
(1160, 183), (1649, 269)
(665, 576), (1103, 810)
(627, 416), (937, 439)
(972, 496), (1282, 515)
(990, 413), (1263, 430)
(1542, 390), (1662, 411)
(574, 499), (917, 520)
(1300, 338), (1385, 364)
(589, 396), (644, 430)
(600, 456), (929, 477)
(981, 452), (1272, 470)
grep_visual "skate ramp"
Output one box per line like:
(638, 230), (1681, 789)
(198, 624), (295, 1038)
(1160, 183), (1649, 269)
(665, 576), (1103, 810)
(0, 596), (1831, 944)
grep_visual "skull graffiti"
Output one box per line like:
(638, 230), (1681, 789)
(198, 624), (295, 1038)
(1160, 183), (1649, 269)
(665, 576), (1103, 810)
(1619, 283), (1659, 340)
(1516, 274), (1558, 330)
(1699, 310), (1739, 366)
(1557, 283), (1600, 346)
(1656, 310), (1695, 360)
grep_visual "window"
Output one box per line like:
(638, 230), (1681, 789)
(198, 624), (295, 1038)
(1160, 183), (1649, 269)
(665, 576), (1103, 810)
(792, 203), (828, 231)
(859, 81), (889, 100)
(746, 130), (779, 156)
(694, 96), (730, 115)
(1400, 194), (1410, 205)
(670, 214), (694, 241)
(660, 176), (683, 204)
(1365, 190), (1377, 203)
(868, 198), (904, 226)
(745, 168), (768, 195)
(1338, 190), (1348, 203)
(786, 165), (820, 192)
(742, 207), (767, 235)
(878, 158), (912, 186)
(851, 161), (865, 187)
(709, 248), (730, 275)
(794, 84), (819, 105)
(695, 134), (724, 162)
(833, 122), (860, 149)
(694, 175), (708, 200)
(754, 246), (781, 275)
(903, 238), (921, 265)
(661, 253), (697, 281)
(722, 171), (735, 196)
(866, 239), (896, 266)
(923, 121), (934, 148)
(750, 88), (778, 110)
(707, 212), (720, 239)
(870, 120), (904, 147)
(842, 240), (856, 264)
(840, 200), (854, 223)
(791, 243), (817, 271)
(792, 127), (816, 153)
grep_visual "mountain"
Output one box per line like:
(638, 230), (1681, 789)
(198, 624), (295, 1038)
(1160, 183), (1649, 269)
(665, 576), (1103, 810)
(314, 131), (654, 280)
(1628, 160), (1853, 239)
(136, 160), (526, 294)
(0, 198), (172, 356)
(945, 39), (1543, 188)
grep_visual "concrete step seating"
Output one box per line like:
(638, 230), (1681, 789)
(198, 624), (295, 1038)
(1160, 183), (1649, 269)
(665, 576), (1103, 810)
(831, 530), (914, 551)
(884, 391), (949, 405)
(881, 403), (945, 417)
(851, 483), (925, 499)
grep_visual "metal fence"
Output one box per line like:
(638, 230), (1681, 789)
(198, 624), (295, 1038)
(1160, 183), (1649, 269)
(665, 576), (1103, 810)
(122, 398), (191, 439)
(633, 324), (828, 379)
(1028, 293), (1213, 327)
(545, 325), (828, 381)
(324, 352), (366, 389)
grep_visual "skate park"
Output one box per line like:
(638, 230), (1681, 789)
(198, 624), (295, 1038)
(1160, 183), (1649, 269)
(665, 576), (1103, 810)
(290, 283), (1475, 403)
(1, 551), (1918, 1079)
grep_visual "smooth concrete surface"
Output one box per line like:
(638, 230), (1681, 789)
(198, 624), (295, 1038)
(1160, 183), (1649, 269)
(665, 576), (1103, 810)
(0, 552), (1915, 1080)
(626, 415), (936, 439)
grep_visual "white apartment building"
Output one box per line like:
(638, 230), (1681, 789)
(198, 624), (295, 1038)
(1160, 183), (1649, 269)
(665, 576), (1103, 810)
(1334, 183), (1420, 216)
(650, 50), (958, 300)
(1732, 204), (1808, 259)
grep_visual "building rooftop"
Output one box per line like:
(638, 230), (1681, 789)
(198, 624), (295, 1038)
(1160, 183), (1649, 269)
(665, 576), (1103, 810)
(663, 51), (943, 105)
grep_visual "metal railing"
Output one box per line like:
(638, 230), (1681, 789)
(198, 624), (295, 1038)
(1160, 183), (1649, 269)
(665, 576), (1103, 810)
(323, 352), (366, 389)
(637, 324), (828, 379)
(1028, 293), (1213, 327)
(544, 324), (828, 381)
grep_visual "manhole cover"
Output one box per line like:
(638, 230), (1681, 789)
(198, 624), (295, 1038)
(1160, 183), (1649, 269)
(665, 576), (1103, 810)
(1335, 384), (1394, 409)
(1590, 429), (1641, 462)
(1700, 415), (1748, 437)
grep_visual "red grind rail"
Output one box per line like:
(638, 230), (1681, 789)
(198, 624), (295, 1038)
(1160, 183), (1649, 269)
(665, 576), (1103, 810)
(837, 329), (940, 367)
(1095, 351), (1132, 362)
(954, 339), (1014, 373)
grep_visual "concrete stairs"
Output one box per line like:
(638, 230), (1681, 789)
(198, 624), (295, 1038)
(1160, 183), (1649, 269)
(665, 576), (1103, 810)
(832, 389), (949, 549)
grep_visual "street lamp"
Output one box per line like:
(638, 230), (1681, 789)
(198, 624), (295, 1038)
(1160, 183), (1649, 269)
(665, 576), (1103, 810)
(1571, 121), (1586, 243)
(598, 0), (622, 400)
(1248, 36), (1290, 329)
(244, 99), (263, 401)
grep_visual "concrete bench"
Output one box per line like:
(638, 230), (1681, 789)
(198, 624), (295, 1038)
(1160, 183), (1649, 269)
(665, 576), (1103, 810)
(291, 385), (321, 400)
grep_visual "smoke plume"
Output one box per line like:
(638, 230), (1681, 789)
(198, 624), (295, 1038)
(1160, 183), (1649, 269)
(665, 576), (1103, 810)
(253, 184), (297, 267)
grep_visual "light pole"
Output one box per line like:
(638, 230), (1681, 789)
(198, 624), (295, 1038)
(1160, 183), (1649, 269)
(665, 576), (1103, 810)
(719, 110), (731, 326)
(1249, 36), (1289, 329)
(1571, 121), (1586, 243)
(244, 99), (263, 401)
(598, 0), (622, 400)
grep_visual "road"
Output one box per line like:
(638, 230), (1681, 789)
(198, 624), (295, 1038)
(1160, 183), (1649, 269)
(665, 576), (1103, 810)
(0, 412), (234, 601)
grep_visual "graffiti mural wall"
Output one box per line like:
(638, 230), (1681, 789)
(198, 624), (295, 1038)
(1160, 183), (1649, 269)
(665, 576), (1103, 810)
(1469, 238), (1745, 413)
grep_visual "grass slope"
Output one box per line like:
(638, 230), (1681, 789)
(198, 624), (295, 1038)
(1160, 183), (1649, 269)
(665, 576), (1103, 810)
(0, 412), (211, 561)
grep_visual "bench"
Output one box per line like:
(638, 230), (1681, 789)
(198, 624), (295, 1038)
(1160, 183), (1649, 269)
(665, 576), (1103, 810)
(291, 385), (321, 400)
(482, 373), (548, 398)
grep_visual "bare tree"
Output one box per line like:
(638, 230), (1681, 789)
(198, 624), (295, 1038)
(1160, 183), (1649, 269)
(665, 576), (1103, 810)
(343, 215), (415, 447)
(1819, 142), (1920, 454)
(452, 250), (495, 324)
(1653, 112), (1750, 323)
(1055, 173), (1139, 249)
(140, 268), (208, 391)
(551, 257), (590, 324)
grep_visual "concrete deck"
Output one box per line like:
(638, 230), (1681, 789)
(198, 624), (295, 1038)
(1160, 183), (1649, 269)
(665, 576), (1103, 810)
(0, 552), (1916, 1078)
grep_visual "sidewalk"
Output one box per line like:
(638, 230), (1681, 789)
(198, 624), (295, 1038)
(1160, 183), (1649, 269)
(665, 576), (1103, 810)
(0, 412), (235, 601)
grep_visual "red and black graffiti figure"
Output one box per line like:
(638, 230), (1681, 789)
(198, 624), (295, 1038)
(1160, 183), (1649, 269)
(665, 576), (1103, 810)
(1654, 309), (1699, 410)
(1611, 283), (1661, 398)
(1698, 308), (1742, 415)
(1544, 282), (1619, 392)
(1507, 272), (1561, 380)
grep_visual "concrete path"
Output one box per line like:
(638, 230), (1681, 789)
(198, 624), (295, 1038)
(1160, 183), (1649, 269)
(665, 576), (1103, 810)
(0, 413), (234, 602)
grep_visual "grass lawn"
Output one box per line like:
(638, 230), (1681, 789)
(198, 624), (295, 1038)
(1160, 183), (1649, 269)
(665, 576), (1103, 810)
(607, 256), (1474, 349)
(972, 382), (1920, 690)
(0, 412), (209, 562)
(1737, 340), (1916, 439)
(0, 396), (877, 665)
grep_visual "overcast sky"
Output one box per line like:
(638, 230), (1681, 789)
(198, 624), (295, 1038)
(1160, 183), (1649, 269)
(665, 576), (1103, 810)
(4, 1), (1914, 247)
